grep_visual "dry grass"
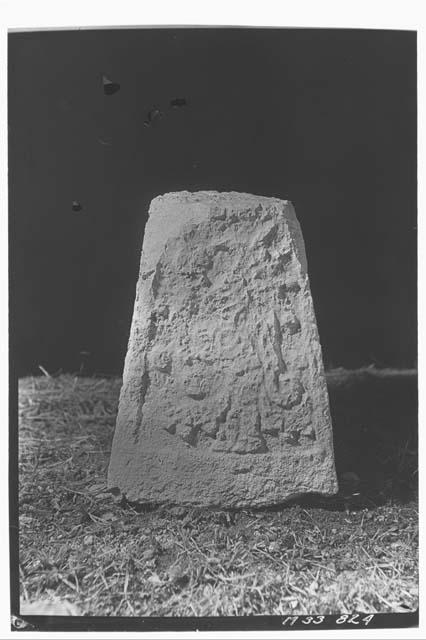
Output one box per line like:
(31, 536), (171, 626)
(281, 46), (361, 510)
(17, 372), (418, 617)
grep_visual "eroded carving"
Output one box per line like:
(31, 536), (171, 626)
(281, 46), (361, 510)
(138, 221), (311, 454)
(108, 192), (337, 507)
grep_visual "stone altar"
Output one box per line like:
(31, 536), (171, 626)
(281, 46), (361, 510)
(108, 191), (338, 507)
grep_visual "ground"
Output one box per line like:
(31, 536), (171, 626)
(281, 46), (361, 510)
(17, 369), (418, 617)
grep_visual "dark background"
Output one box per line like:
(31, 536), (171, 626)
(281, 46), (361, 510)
(9, 28), (417, 377)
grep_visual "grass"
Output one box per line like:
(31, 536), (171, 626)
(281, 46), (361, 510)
(17, 369), (418, 617)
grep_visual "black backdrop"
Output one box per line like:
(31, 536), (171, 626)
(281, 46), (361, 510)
(9, 28), (417, 377)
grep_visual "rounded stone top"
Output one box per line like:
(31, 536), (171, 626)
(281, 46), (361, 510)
(151, 190), (291, 209)
(142, 190), (300, 274)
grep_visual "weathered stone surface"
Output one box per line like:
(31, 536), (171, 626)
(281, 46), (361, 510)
(108, 191), (338, 507)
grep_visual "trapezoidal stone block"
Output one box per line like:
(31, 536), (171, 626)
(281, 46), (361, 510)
(108, 191), (338, 507)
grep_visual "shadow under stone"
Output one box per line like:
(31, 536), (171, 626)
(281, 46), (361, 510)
(326, 367), (418, 506)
